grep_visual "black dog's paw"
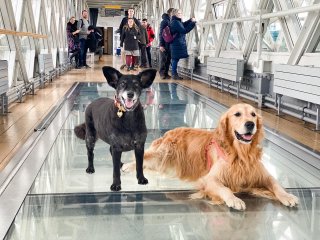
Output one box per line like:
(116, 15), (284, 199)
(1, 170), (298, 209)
(110, 183), (121, 191)
(86, 167), (95, 174)
(138, 177), (148, 185)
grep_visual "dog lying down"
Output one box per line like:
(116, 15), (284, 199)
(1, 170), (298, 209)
(123, 103), (299, 210)
(74, 66), (157, 191)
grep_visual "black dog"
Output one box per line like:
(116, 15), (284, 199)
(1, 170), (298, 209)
(74, 66), (157, 191)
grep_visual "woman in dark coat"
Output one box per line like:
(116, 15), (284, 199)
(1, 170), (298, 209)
(170, 9), (196, 79)
(66, 16), (80, 68)
(120, 18), (141, 71)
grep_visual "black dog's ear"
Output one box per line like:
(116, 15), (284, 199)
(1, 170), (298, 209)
(102, 66), (123, 89)
(138, 69), (157, 89)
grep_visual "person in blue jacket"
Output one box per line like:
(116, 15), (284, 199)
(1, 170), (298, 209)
(170, 9), (196, 80)
(159, 8), (174, 79)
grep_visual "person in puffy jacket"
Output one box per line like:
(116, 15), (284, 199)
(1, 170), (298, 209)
(120, 18), (141, 71)
(159, 8), (174, 79)
(142, 19), (155, 68)
(170, 9), (196, 80)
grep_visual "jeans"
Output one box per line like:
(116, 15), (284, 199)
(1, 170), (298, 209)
(139, 44), (147, 66)
(171, 58), (179, 75)
(146, 46), (152, 67)
(159, 48), (171, 76)
(79, 38), (88, 66)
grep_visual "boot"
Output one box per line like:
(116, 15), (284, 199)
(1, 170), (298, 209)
(172, 74), (183, 80)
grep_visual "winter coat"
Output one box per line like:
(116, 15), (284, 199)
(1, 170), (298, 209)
(120, 26), (140, 51)
(139, 25), (149, 45)
(159, 13), (171, 49)
(146, 24), (155, 47)
(118, 17), (141, 36)
(66, 20), (80, 52)
(170, 15), (196, 60)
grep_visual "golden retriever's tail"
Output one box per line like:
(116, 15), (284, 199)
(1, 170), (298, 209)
(144, 137), (163, 161)
(74, 123), (86, 140)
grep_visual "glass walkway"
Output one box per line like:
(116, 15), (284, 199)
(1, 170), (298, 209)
(1, 82), (320, 239)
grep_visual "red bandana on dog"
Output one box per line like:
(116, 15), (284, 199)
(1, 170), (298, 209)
(114, 96), (126, 118)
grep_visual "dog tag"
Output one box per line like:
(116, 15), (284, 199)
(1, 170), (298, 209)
(134, 36), (136, 39)
(117, 110), (123, 118)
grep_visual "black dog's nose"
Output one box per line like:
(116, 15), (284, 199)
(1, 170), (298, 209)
(245, 121), (255, 131)
(127, 92), (134, 99)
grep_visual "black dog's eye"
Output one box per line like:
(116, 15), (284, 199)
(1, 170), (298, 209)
(251, 112), (256, 117)
(235, 112), (241, 117)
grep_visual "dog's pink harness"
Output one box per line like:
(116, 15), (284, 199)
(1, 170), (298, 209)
(205, 139), (226, 170)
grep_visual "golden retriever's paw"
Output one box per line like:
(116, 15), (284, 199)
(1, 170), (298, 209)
(225, 197), (246, 210)
(190, 191), (205, 200)
(278, 193), (299, 207)
(121, 162), (136, 173)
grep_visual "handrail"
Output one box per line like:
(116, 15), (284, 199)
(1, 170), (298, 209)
(199, 3), (320, 25)
(0, 28), (47, 38)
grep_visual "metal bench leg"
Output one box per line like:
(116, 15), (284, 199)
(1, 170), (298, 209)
(221, 79), (224, 92)
(276, 94), (282, 116)
(237, 81), (240, 99)
(316, 105), (320, 131)
(1, 94), (7, 115)
(191, 69), (193, 81)
(208, 75), (211, 87)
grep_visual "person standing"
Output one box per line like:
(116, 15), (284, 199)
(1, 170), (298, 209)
(142, 19), (155, 68)
(66, 16), (80, 68)
(159, 8), (174, 79)
(77, 10), (91, 68)
(170, 9), (196, 80)
(120, 18), (140, 71)
(118, 8), (141, 69)
(139, 20), (149, 68)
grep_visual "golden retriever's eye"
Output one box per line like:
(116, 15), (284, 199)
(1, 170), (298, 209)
(251, 112), (256, 117)
(235, 112), (241, 117)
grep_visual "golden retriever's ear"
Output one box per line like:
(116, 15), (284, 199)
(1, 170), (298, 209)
(253, 113), (264, 145)
(216, 112), (228, 140)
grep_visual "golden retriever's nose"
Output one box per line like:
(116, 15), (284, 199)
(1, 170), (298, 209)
(245, 121), (255, 131)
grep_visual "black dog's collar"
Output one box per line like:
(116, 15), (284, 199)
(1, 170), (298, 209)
(114, 96), (126, 118)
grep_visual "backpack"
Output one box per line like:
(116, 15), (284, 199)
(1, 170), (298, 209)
(87, 28), (103, 52)
(162, 25), (176, 43)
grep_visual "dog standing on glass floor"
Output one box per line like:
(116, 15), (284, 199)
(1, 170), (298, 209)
(74, 66), (157, 191)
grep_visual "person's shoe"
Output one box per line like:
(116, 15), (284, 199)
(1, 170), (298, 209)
(165, 74), (171, 79)
(120, 64), (126, 70)
(75, 65), (81, 69)
(160, 75), (166, 80)
(85, 64), (91, 68)
(172, 74), (183, 80)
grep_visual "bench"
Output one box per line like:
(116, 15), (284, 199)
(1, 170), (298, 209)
(0, 60), (9, 114)
(207, 57), (245, 98)
(274, 64), (320, 130)
(58, 51), (71, 74)
(178, 54), (195, 80)
(39, 54), (56, 87)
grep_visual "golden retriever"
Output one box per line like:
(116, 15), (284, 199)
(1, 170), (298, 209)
(123, 103), (299, 210)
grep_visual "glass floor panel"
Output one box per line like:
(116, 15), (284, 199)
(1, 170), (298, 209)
(4, 83), (320, 239)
